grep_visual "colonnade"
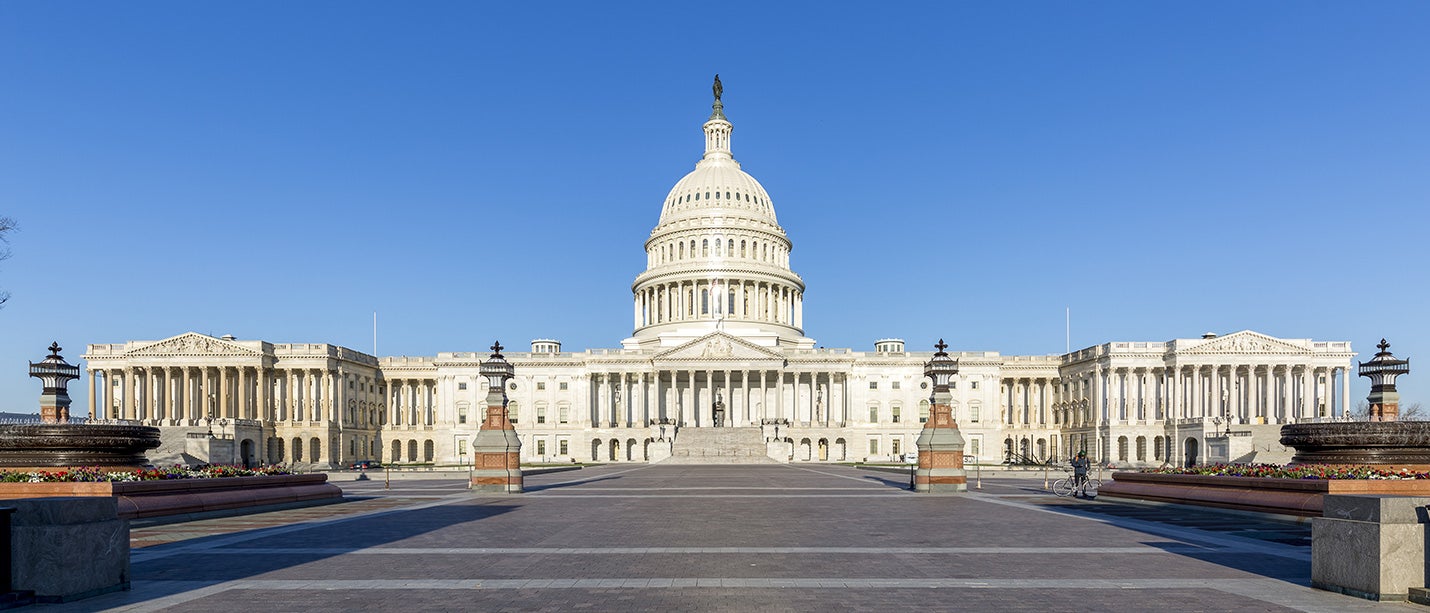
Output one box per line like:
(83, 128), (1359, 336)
(633, 280), (802, 329)
(386, 378), (437, 427)
(1046, 364), (1352, 427)
(86, 366), (395, 426)
(586, 369), (843, 428)
(1002, 378), (1056, 427)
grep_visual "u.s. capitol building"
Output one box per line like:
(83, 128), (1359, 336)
(84, 84), (1355, 470)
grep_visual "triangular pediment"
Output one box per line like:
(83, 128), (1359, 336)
(1177, 330), (1311, 355)
(654, 332), (785, 364)
(129, 332), (261, 357)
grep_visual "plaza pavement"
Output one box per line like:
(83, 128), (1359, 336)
(44, 464), (1423, 612)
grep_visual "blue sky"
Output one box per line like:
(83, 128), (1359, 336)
(1, 2), (1426, 412)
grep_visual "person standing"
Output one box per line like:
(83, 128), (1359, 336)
(1071, 451), (1091, 498)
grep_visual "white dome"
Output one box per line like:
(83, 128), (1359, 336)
(623, 81), (814, 351)
(658, 157), (779, 227)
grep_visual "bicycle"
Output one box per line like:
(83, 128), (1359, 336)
(1051, 471), (1101, 498)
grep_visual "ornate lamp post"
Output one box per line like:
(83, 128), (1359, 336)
(914, 340), (968, 493)
(1359, 339), (1410, 422)
(29, 342), (80, 424)
(470, 342), (523, 493)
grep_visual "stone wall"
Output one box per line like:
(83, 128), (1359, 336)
(7, 497), (129, 602)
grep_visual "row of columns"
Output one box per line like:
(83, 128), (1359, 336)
(586, 370), (842, 428)
(386, 378), (437, 427)
(634, 280), (803, 329)
(1002, 378), (1055, 427)
(86, 366), (397, 426)
(1048, 364), (1352, 428)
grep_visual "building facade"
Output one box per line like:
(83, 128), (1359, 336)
(83, 90), (1356, 469)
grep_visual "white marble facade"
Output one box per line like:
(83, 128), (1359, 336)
(83, 94), (1356, 469)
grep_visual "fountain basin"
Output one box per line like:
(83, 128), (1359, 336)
(0, 423), (160, 470)
(1281, 422), (1430, 471)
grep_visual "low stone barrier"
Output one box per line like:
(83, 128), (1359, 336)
(1100, 471), (1430, 517)
(7, 497), (128, 602)
(0, 474), (341, 519)
(1312, 494), (1430, 601)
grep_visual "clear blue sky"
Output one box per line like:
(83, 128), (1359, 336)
(1, 2), (1426, 412)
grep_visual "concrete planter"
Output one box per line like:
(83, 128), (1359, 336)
(0, 473), (340, 519)
(1101, 471), (1430, 516)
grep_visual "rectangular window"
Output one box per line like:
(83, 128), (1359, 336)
(869, 382), (878, 390)
(971, 406), (981, 422)
(868, 407), (878, 422)
(537, 382), (546, 391)
(970, 438), (981, 456)
(458, 382), (468, 390)
(892, 381), (901, 390)
(971, 381), (979, 390)
(951, 381), (957, 389)
(458, 407), (467, 424)
(559, 407), (570, 424)
(891, 439), (901, 456)
(559, 382), (569, 391)
(558, 439), (569, 455)
(457, 437), (468, 455)
(891, 406), (901, 423)
(868, 439), (879, 455)
(537, 408), (547, 424)
(536, 439), (547, 456)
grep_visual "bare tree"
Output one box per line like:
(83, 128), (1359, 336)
(1350, 399), (1423, 421)
(1402, 402), (1424, 421)
(0, 216), (14, 309)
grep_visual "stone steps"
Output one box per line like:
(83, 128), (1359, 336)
(662, 427), (775, 465)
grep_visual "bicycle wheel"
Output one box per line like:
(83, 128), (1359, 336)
(1084, 479), (1102, 496)
(1052, 478), (1074, 497)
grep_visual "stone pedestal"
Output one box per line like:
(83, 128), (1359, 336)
(1312, 494), (1430, 601)
(8, 497), (129, 602)
(915, 392), (966, 493)
(470, 390), (522, 493)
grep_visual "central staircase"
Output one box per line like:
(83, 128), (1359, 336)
(663, 427), (776, 464)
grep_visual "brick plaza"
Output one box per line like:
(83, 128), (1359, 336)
(51, 465), (1418, 612)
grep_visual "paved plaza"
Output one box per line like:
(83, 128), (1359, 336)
(46, 465), (1421, 612)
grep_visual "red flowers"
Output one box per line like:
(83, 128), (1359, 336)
(0, 464), (293, 483)
(1145, 463), (1430, 480)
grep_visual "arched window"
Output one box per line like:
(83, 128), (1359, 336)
(728, 239), (734, 254)
(1118, 436), (1129, 462)
(700, 289), (709, 314)
(715, 238), (722, 256)
(702, 239), (708, 257)
(391, 440), (401, 462)
(695, 192), (700, 201)
(918, 400), (930, 423)
(728, 290), (736, 314)
(740, 240), (747, 258)
(424, 440), (434, 462)
(714, 190), (720, 199)
(1136, 436), (1147, 462)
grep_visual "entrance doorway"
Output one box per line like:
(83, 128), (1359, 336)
(1184, 437), (1199, 467)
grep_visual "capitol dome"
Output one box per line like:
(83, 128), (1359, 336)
(623, 77), (814, 351)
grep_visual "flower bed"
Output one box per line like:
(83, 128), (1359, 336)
(1143, 463), (1430, 480)
(1101, 466), (1430, 517)
(0, 465), (339, 519)
(0, 464), (292, 483)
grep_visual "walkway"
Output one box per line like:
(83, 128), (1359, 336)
(52, 465), (1418, 612)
